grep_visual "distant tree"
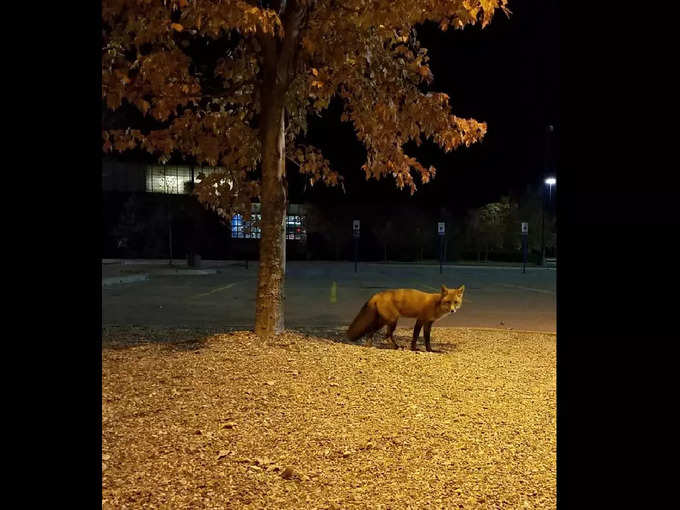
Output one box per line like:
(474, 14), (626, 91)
(372, 213), (398, 262)
(410, 211), (431, 261)
(112, 193), (144, 257)
(114, 194), (175, 258)
(303, 203), (352, 260)
(102, 0), (509, 337)
(464, 195), (516, 260)
(517, 185), (555, 258)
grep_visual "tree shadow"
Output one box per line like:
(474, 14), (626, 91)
(287, 327), (357, 347)
(102, 326), (459, 354)
(102, 325), (234, 352)
(287, 327), (456, 355)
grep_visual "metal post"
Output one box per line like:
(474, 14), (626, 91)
(541, 125), (553, 267)
(541, 185), (545, 266)
(167, 194), (173, 266)
(437, 222), (445, 274)
(439, 235), (443, 274)
(353, 220), (360, 273)
(521, 222), (528, 274)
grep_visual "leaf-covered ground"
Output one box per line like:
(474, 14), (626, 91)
(102, 327), (555, 509)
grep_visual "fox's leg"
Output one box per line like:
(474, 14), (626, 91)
(365, 318), (385, 348)
(411, 320), (423, 351)
(365, 331), (374, 348)
(423, 321), (434, 352)
(385, 321), (399, 349)
(365, 327), (375, 347)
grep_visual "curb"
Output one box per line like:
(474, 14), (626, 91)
(364, 263), (556, 271)
(153, 269), (219, 276)
(102, 274), (150, 286)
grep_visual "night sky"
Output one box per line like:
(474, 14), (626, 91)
(293, 0), (559, 215)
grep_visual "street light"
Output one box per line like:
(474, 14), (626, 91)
(542, 176), (556, 265)
(541, 124), (556, 266)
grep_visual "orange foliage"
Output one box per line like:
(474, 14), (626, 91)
(102, 0), (508, 216)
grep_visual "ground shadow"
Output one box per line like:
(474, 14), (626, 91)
(102, 325), (231, 352)
(287, 327), (455, 355)
(103, 325), (459, 355)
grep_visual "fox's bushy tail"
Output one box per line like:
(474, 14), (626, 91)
(347, 301), (381, 341)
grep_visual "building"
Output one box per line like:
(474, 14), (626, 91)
(102, 159), (307, 259)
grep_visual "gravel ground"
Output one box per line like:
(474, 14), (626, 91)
(102, 326), (556, 509)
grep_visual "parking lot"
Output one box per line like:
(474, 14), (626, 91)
(102, 261), (556, 333)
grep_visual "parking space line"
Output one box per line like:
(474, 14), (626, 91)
(499, 284), (555, 295)
(189, 282), (239, 299)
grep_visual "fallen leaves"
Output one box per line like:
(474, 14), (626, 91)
(102, 326), (556, 508)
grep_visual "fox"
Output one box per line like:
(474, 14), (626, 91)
(347, 284), (465, 352)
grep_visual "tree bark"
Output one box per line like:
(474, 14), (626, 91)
(255, 104), (287, 337)
(253, 0), (305, 338)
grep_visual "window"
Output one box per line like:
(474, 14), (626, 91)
(231, 215), (245, 239)
(145, 166), (192, 194)
(231, 204), (306, 241)
(286, 215), (306, 241)
(144, 165), (226, 194)
(231, 214), (261, 239)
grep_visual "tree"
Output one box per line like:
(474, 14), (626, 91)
(518, 184), (555, 258)
(112, 193), (145, 258)
(373, 214), (397, 262)
(302, 202), (353, 260)
(464, 195), (515, 261)
(102, 0), (509, 338)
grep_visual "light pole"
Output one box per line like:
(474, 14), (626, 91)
(542, 176), (556, 264)
(540, 124), (555, 266)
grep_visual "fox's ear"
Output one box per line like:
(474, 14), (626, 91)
(458, 284), (465, 293)
(441, 284), (448, 294)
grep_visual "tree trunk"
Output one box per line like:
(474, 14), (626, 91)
(253, 0), (305, 338)
(255, 105), (287, 338)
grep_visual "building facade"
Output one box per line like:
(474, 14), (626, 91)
(102, 159), (308, 259)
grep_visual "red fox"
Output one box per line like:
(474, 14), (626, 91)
(347, 285), (465, 351)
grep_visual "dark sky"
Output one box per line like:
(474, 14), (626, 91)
(293, 0), (559, 216)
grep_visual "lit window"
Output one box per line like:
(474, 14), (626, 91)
(231, 215), (244, 239)
(231, 206), (305, 241)
(145, 166), (192, 194)
(232, 213), (261, 239)
(286, 214), (306, 240)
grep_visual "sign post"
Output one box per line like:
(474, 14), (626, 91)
(521, 222), (529, 274)
(438, 222), (445, 274)
(353, 220), (360, 273)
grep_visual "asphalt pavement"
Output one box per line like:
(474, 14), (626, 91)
(102, 260), (556, 333)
